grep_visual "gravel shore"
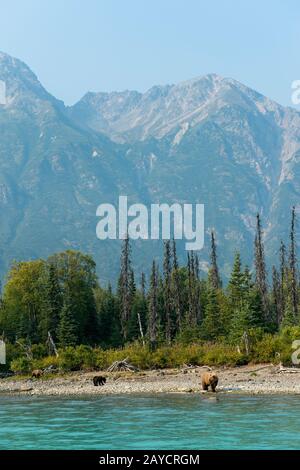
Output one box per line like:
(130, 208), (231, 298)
(1, 364), (300, 396)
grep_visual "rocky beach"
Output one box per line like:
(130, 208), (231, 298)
(1, 364), (300, 396)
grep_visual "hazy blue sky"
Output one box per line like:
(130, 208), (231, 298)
(0, 0), (299, 106)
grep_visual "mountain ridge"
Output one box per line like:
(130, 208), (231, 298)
(0, 51), (300, 284)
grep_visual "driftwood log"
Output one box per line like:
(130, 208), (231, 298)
(277, 363), (300, 373)
(107, 358), (139, 372)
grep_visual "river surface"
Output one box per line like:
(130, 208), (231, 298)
(0, 394), (299, 449)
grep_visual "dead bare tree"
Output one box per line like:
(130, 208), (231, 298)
(46, 331), (59, 357)
(107, 358), (139, 372)
(137, 313), (145, 347)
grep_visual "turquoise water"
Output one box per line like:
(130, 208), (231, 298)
(0, 394), (300, 450)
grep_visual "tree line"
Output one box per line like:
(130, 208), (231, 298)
(0, 207), (299, 351)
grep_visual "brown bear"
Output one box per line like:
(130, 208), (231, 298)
(201, 372), (218, 392)
(93, 376), (106, 386)
(32, 369), (43, 379)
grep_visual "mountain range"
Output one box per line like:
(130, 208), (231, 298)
(1, 51), (300, 284)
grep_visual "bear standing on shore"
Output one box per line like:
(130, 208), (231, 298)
(201, 372), (218, 392)
(32, 369), (43, 379)
(93, 376), (106, 386)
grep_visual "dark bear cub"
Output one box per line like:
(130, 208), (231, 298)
(32, 369), (43, 379)
(93, 376), (106, 386)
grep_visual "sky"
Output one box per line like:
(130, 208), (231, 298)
(0, 0), (299, 106)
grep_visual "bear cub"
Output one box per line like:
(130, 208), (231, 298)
(32, 369), (43, 379)
(93, 376), (106, 386)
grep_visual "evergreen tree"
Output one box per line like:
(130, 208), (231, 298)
(139, 272), (148, 337)
(229, 254), (264, 342)
(48, 250), (98, 344)
(148, 261), (158, 350)
(96, 284), (122, 348)
(272, 266), (281, 327)
(209, 231), (222, 289)
(282, 289), (297, 327)
(83, 291), (99, 345)
(172, 239), (183, 331)
(187, 251), (199, 326)
(228, 252), (244, 308)
(141, 272), (146, 298)
(57, 297), (78, 347)
(163, 241), (173, 343)
(246, 287), (264, 328)
(194, 253), (202, 324)
(230, 303), (252, 343)
(279, 240), (287, 309)
(44, 263), (62, 341)
(129, 268), (136, 304)
(129, 272), (148, 341)
(187, 252), (195, 325)
(201, 282), (222, 341)
(243, 265), (252, 290)
(118, 235), (132, 340)
(254, 214), (269, 321)
(289, 206), (298, 319)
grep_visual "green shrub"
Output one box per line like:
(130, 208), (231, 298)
(74, 345), (97, 370)
(173, 344), (205, 366)
(94, 349), (110, 370)
(250, 334), (280, 363)
(279, 326), (300, 342)
(31, 344), (47, 359)
(58, 347), (81, 371)
(7, 331), (300, 374)
(32, 355), (60, 370)
(202, 343), (248, 366)
(122, 344), (154, 369)
(10, 357), (32, 374)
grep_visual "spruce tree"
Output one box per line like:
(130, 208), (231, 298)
(172, 239), (183, 331)
(57, 298), (78, 347)
(194, 253), (202, 324)
(187, 251), (199, 326)
(254, 214), (269, 321)
(277, 241), (287, 325)
(228, 252), (244, 308)
(141, 272), (146, 298)
(163, 240), (173, 343)
(148, 261), (158, 350)
(139, 272), (148, 335)
(96, 284), (122, 348)
(139, 273), (148, 338)
(230, 303), (251, 343)
(246, 287), (264, 328)
(209, 231), (222, 289)
(289, 206), (298, 319)
(282, 291), (297, 327)
(45, 263), (62, 340)
(229, 255), (264, 342)
(272, 266), (280, 326)
(187, 252), (194, 325)
(48, 250), (98, 344)
(118, 235), (132, 340)
(201, 282), (222, 341)
(83, 291), (99, 345)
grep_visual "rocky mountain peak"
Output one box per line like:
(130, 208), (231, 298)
(0, 51), (60, 110)
(70, 73), (293, 143)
